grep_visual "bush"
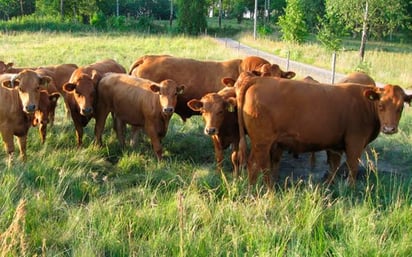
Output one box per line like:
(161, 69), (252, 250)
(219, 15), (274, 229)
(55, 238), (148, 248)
(90, 11), (106, 29)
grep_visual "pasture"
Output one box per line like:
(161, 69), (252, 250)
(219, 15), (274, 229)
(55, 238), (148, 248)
(1, 31), (412, 256)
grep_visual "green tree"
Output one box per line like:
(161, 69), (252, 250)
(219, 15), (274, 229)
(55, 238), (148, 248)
(176, 0), (207, 35)
(277, 0), (308, 43)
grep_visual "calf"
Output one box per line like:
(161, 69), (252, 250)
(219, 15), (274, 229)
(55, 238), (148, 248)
(235, 72), (411, 188)
(187, 85), (240, 176)
(94, 73), (184, 160)
(62, 59), (126, 146)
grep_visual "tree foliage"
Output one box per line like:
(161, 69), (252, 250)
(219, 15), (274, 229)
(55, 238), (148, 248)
(176, 0), (208, 35)
(278, 0), (308, 43)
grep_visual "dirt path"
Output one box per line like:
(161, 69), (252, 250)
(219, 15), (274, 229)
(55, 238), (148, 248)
(214, 37), (410, 181)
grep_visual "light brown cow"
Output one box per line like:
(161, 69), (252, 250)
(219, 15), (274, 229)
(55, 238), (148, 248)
(94, 73), (184, 160)
(0, 71), (52, 163)
(235, 72), (411, 188)
(128, 55), (295, 121)
(62, 59), (126, 146)
(187, 85), (240, 176)
(338, 71), (376, 86)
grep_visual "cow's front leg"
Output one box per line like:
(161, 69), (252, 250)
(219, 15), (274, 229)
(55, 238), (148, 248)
(16, 135), (27, 162)
(211, 135), (224, 174)
(145, 124), (162, 161)
(2, 132), (15, 167)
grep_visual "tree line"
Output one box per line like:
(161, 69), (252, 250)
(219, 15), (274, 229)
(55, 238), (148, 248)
(1, 0), (411, 44)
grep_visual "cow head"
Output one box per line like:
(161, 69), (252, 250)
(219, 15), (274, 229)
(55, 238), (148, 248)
(1, 70), (52, 114)
(259, 63), (296, 79)
(0, 61), (13, 74)
(187, 89), (236, 136)
(364, 84), (412, 134)
(150, 79), (184, 116)
(63, 70), (101, 117)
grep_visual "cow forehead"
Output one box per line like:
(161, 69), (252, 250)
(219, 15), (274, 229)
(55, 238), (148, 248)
(159, 80), (179, 93)
(202, 94), (226, 109)
(381, 85), (406, 104)
(75, 77), (94, 94)
(17, 70), (42, 89)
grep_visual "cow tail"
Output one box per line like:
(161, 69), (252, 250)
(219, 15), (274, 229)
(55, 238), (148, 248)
(236, 77), (253, 169)
(128, 58), (145, 75)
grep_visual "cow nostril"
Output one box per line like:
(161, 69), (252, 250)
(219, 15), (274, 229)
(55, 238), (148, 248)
(163, 107), (174, 114)
(25, 105), (36, 113)
(205, 127), (217, 135)
(82, 107), (93, 115)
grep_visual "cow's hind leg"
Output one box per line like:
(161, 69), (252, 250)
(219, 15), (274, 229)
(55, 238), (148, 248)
(325, 150), (342, 185)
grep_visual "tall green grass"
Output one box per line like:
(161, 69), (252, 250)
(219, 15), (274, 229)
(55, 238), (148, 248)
(0, 32), (411, 256)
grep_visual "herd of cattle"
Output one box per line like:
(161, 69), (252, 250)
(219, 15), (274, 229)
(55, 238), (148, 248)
(0, 55), (411, 187)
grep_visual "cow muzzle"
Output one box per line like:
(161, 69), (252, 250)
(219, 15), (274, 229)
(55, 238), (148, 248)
(81, 107), (94, 116)
(24, 104), (37, 113)
(162, 107), (174, 115)
(382, 125), (398, 134)
(204, 127), (218, 136)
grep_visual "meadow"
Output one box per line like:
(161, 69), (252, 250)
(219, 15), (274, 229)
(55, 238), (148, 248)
(0, 31), (412, 256)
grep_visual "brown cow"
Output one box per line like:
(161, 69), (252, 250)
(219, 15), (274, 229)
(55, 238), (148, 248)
(235, 72), (411, 188)
(241, 56), (296, 79)
(0, 71), (52, 164)
(128, 55), (295, 121)
(338, 71), (376, 86)
(94, 73), (184, 160)
(0, 61), (14, 74)
(62, 59), (126, 146)
(32, 91), (60, 144)
(187, 85), (240, 176)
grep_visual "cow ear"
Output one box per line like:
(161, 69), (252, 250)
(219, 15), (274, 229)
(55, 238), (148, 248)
(149, 84), (161, 93)
(62, 82), (76, 93)
(283, 71), (296, 79)
(39, 76), (53, 90)
(222, 77), (236, 87)
(6, 62), (14, 69)
(405, 94), (412, 106)
(364, 88), (380, 101)
(2, 79), (19, 89)
(226, 97), (237, 112)
(187, 99), (203, 111)
(91, 70), (102, 86)
(177, 85), (185, 95)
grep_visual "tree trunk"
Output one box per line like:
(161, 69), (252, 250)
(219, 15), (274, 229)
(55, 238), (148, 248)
(169, 0), (173, 27)
(19, 0), (24, 15)
(359, 2), (368, 61)
(218, 0), (222, 28)
(60, 0), (64, 17)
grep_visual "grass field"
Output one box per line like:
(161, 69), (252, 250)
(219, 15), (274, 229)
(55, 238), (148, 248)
(0, 31), (412, 256)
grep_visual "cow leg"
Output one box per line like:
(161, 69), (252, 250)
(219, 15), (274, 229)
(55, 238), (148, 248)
(94, 109), (110, 146)
(231, 142), (240, 178)
(16, 135), (27, 162)
(115, 119), (127, 148)
(270, 145), (283, 183)
(248, 143), (272, 187)
(325, 150), (342, 185)
(211, 136), (224, 175)
(345, 146), (364, 186)
(145, 124), (162, 160)
(39, 123), (47, 144)
(1, 132), (15, 166)
(74, 124), (84, 147)
(130, 126), (141, 147)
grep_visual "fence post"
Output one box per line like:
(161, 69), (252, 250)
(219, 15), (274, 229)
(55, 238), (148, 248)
(286, 50), (290, 71)
(331, 51), (337, 84)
